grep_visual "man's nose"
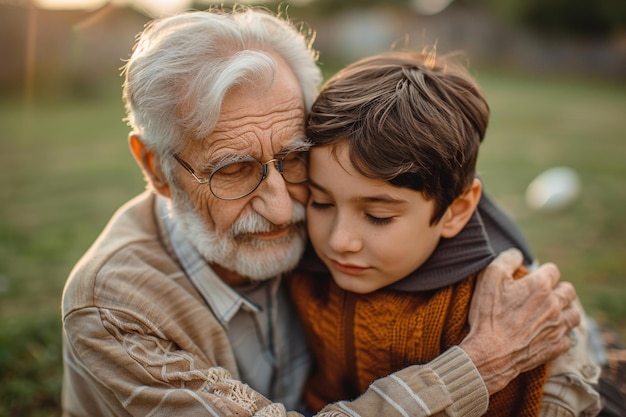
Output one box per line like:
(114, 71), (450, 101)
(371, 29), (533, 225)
(250, 164), (294, 225)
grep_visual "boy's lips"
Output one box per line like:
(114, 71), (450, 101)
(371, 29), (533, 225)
(330, 259), (368, 275)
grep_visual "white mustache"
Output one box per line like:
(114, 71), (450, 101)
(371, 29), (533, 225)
(229, 201), (306, 236)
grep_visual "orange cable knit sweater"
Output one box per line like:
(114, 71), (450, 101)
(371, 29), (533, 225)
(290, 268), (548, 416)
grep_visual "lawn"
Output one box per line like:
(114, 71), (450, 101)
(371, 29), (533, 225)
(1, 70), (625, 415)
(476, 70), (626, 328)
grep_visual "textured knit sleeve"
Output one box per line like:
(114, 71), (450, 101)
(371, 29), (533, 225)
(314, 346), (489, 417)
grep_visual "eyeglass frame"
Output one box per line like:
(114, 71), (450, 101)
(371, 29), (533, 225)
(172, 151), (309, 201)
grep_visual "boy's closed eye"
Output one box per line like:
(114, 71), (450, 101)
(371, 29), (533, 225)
(309, 200), (333, 210)
(309, 199), (395, 226)
(364, 213), (393, 225)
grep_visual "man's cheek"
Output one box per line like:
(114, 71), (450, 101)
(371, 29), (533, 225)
(288, 183), (310, 206)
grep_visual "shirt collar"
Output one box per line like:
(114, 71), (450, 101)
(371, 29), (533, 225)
(157, 196), (260, 325)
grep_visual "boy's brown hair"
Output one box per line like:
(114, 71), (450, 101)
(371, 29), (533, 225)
(306, 51), (489, 224)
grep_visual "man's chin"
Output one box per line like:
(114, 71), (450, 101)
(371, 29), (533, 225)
(230, 229), (307, 280)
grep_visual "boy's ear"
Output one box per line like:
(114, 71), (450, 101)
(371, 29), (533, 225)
(440, 178), (482, 239)
(129, 134), (171, 198)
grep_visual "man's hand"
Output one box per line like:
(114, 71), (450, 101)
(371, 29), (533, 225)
(460, 248), (580, 395)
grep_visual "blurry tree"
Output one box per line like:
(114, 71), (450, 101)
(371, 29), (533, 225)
(480, 0), (626, 38)
(192, 0), (407, 18)
(204, 0), (626, 39)
(296, 0), (405, 14)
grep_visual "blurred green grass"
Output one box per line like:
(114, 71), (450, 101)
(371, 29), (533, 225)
(1, 71), (625, 416)
(475, 71), (626, 330)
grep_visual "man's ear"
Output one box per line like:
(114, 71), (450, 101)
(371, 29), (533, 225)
(129, 134), (171, 198)
(439, 178), (482, 239)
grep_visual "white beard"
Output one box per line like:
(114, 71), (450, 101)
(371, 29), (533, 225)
(169, 189), (307, 281)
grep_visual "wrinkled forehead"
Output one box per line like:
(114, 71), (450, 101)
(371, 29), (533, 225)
(190, 67), (307, 163)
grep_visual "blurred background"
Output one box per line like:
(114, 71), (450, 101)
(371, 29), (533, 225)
(1, 0), (625, 414)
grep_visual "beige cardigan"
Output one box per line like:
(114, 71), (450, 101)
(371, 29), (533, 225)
(61, 191), (491, 417)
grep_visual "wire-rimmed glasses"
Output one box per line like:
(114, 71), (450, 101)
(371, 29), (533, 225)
(172, 151), (309, 200)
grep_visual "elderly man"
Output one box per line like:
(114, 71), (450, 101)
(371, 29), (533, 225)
(62, 7), (580, 417)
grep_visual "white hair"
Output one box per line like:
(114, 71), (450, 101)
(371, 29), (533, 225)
(121, 6), (321, 181)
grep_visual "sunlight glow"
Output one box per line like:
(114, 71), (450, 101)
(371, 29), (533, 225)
(35, 0), (193, 16)
(34, 0), (316, 16)
(35, 0), (107, 9)
(129, 0), (192, 17)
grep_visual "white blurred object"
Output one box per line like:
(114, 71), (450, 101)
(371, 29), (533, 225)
(410, 0), (455, 15)
(525, 166), (581, 211)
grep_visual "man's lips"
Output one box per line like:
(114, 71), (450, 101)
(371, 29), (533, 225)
(330, 260), (368, 275)
(248, 227), (290, 240)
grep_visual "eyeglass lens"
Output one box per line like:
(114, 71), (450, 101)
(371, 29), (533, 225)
(210, 151), (308, 199)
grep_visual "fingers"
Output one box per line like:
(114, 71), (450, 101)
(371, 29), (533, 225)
(525, 284), (581, 366)
(531, 261), (561, 289)
(536, 304), (581, 362)
(533, 327), (564, 360)
(561, 294), (581, 328)
(488, 248), (524, 277)
(554, 280), (577, 310)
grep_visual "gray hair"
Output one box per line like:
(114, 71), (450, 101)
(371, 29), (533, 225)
(121, 6), (321, 180)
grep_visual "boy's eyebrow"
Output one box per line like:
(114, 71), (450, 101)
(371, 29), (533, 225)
(308, 179), (408, 205)
(358, 195), (408, 205)
(307, 179), (329, 195)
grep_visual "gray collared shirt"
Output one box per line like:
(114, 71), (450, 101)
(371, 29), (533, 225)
(160, 197), (310, 411)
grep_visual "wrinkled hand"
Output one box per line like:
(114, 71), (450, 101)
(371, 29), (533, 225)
(460, 248), (580, 395)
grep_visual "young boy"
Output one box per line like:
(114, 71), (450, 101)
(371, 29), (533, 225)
(290, 52), (601, 416)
